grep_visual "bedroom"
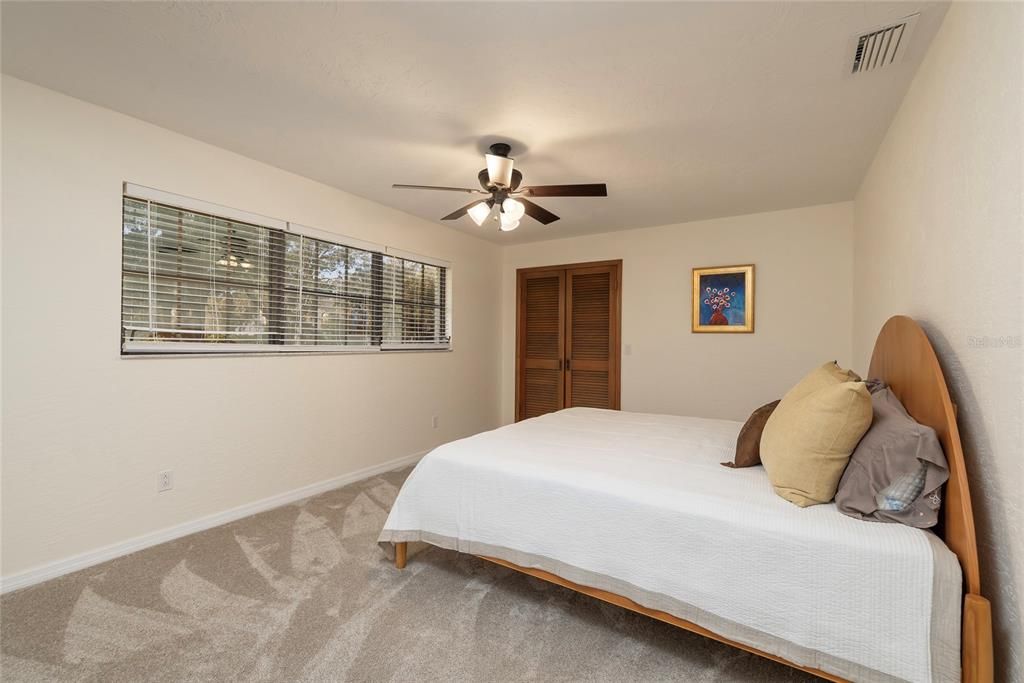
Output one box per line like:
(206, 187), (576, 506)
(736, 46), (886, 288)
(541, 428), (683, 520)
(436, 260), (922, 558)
(0, 1), (1020, 682)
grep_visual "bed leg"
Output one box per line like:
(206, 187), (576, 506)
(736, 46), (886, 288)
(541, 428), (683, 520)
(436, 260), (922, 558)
(963, 593), (993, 683)
(395, 541), (408, 570)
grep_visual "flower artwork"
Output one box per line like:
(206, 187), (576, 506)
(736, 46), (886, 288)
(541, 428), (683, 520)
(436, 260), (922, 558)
(703, 286), (736, 325)
(692, 265), (755, 333)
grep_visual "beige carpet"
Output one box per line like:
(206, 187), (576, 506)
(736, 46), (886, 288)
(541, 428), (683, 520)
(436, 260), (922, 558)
(1, 466), (816, 682)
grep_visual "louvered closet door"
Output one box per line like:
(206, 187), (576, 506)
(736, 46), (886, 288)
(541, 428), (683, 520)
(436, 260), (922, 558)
(565, 265), (619, 409)
(517, 270), (566, 420)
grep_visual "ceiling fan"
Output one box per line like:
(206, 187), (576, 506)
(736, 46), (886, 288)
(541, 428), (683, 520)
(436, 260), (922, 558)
(393, 143), (607, 232)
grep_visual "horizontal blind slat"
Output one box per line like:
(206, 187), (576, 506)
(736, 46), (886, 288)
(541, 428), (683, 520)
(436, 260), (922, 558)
(122, 195), (450, 353)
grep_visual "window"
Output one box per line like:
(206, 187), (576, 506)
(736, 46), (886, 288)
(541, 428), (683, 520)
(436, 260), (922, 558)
(121, 186), (451, 354)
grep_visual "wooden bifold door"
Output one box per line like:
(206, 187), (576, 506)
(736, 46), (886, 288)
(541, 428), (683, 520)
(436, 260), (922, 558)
(515, 260), (621, 421)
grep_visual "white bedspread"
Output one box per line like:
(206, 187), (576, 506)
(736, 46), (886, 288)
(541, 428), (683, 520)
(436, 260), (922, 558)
(380, 408), (961, 682)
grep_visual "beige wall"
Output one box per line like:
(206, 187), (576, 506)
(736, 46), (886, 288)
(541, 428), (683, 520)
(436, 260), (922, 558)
(852, 3), (1024, 679)
(500, 202), (854, 424)
(0, 77), (503, 579)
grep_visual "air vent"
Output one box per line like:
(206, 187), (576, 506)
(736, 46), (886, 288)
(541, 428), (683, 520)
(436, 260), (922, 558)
(851, 14), (918, 74)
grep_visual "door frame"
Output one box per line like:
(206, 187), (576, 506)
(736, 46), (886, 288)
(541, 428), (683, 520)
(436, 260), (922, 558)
(515, 259), (622, 422)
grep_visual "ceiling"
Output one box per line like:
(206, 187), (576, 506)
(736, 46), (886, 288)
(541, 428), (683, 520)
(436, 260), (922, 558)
(1, 1), (948, 244)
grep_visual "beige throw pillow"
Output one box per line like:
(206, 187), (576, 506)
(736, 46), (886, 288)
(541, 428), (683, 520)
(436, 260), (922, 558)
(760, 362), (872, 507)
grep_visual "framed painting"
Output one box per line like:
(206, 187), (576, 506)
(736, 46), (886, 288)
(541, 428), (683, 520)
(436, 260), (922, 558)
(692, 264), (755, 333)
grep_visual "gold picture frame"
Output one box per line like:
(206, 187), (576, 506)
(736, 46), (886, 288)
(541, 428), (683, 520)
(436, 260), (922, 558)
(692, 264), (755, 333)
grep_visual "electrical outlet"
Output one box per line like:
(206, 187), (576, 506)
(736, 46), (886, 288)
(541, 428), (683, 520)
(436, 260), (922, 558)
(431, 416), (439, 429)
(157, 470), (173, 492)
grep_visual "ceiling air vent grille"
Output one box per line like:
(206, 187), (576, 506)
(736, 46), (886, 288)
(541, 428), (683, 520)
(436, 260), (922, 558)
(851, 15), (918, 74)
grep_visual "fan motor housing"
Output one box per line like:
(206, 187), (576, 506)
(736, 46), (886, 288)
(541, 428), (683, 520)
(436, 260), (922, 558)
(479, 168), (522, 191)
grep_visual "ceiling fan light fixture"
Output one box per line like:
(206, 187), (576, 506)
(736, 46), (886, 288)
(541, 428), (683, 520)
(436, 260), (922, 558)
(485, 154), (514, 187)
(502, 198), (526, 221)
(392, 140), (606, 228)
(467, 201), (492, 226)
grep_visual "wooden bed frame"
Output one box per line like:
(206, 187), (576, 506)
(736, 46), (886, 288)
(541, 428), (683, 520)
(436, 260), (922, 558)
(394, 316), (993, 682)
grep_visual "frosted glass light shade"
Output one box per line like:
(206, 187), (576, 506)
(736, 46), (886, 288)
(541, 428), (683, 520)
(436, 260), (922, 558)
(485, 154), (514, 187)
(467, 201), (491, 226)
(502, 198), (525, 220)
(499, 213), (519, 231)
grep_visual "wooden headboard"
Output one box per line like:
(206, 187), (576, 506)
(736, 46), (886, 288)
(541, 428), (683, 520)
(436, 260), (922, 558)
(868, 315), (992, 682)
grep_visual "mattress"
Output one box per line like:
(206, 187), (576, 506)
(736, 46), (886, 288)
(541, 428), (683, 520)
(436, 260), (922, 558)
(379, 408), (962, 682)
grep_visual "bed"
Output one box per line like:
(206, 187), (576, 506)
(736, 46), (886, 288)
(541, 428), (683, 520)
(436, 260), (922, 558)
(378, 316), (993, 683)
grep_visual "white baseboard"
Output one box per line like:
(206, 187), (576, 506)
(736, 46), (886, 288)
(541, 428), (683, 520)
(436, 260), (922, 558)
(0, 451), (426, 594)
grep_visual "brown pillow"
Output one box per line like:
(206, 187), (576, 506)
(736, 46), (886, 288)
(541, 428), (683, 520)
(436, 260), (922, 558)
(723, 400), (780, 468)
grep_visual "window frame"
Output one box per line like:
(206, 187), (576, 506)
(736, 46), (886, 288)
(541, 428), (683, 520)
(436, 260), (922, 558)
(121, 184), (452, 357)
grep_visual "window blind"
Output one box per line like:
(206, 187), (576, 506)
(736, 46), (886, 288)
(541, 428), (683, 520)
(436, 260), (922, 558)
(122, 192), (451, 354)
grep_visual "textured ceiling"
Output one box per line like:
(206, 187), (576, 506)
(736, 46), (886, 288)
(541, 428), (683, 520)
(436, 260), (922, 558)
(1, 1), (948, 243)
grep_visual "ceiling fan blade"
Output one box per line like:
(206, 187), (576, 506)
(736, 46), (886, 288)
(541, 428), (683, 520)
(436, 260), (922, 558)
(441, 200), (486, 221)
(521, 183), (608, 197)
(520, 198), (560, 225)
(393, 184), (486, 194)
